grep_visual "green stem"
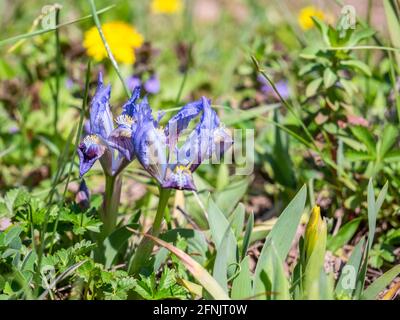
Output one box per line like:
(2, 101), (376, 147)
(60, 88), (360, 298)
(53, 7), (61, 136)
(100, 174), (122, 238)
(0, 5), (115, 48)
(88, 0), (130, 98)
(128, 187), (171, 275)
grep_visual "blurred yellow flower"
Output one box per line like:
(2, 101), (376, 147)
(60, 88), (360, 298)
(83, 22), (144, 64)
(298, 6), (326, 31)
(151, 0), (183, 14)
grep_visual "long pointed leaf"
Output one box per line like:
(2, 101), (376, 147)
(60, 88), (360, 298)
(231, 256), (252, 299)
(362, 264), (400, 300)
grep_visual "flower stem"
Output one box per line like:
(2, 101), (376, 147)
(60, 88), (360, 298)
(128, 187), (171, 275)
(88, 0), (130, 98)
(100, 174), (122, 239)
(53, 6), (62, 137)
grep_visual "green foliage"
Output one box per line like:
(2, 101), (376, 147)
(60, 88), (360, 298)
(0, 0), (399, 301)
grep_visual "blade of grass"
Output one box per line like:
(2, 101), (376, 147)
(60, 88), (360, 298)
(241, 212), (254, 260)
(53, 7), (62, 136)
(254, 185), (307, 298)
(174, 44), (193, 105)
(231, 256), (252, 299)
(354, 180), (387, 298)
(362, 264), (400, 300)
(213, 220), (236, 293)
(367, 179), (377, 251)
(88, 0), (130, 98)
(324, 45), (400, 52)
(0, 5), (115, 47)
(335, 237), (366, 298)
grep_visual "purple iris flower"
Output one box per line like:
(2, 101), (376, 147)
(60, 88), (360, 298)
(77, 73), (144, 177)
(131, 96), (233, 191)
(78, 73), (232, 190)
(144, 74), (160, 94)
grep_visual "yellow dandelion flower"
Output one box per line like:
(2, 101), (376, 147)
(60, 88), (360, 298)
(298, 6), (326, 31)
(151, 0), (183, 14)
(83, 21), (144, 65)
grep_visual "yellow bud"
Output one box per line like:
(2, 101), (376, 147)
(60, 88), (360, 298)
(304, 205), (327, 262)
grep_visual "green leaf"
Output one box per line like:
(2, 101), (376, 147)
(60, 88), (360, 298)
(230, 256), (252, 299)
(268, 111), (296, 189)
(229, 203), (245, 239)
(345, 150), (373, 162)
(216, 164), (230, 191)
(335, 237), (366, 298)
(254, 240), (290, 300)
(384, 149), (400, 162)
(102, 224), (138, 269)
(323, 68), (338, 89)
(379, 125), (398, 159)
(350, 126), (376, 155)
(261, 185), (307, 262)
(254, 185), (307, 298)
(241, 212), (254, 260)
(311, 17), (331, 46)
(354, 181), (387, 298)
(161, 228), (208, 265)
(299, 46), (319, 60)
(4, 226), (22, 246)
(215, 178), (249, 216)
(319, 271), (335, 300)
(384, 0), (400, 66)
(1, 188), (29, 217)
(327, 218), (362, 253)
(340, 78), (358, 96)
(298, 62), (319, 76)
(142, 233), (230, 300)
(208, 198), (238, 268)
(367, 179), (377, 250)
(376, 182), (388, 214)
(185, 179), (212, 229)
(213, 220), (236, 293)
(348, 28), (376, 47)
(340, 60), (372, 76)
(306, 78), (323, 98)
(362, 264), (400, 300)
